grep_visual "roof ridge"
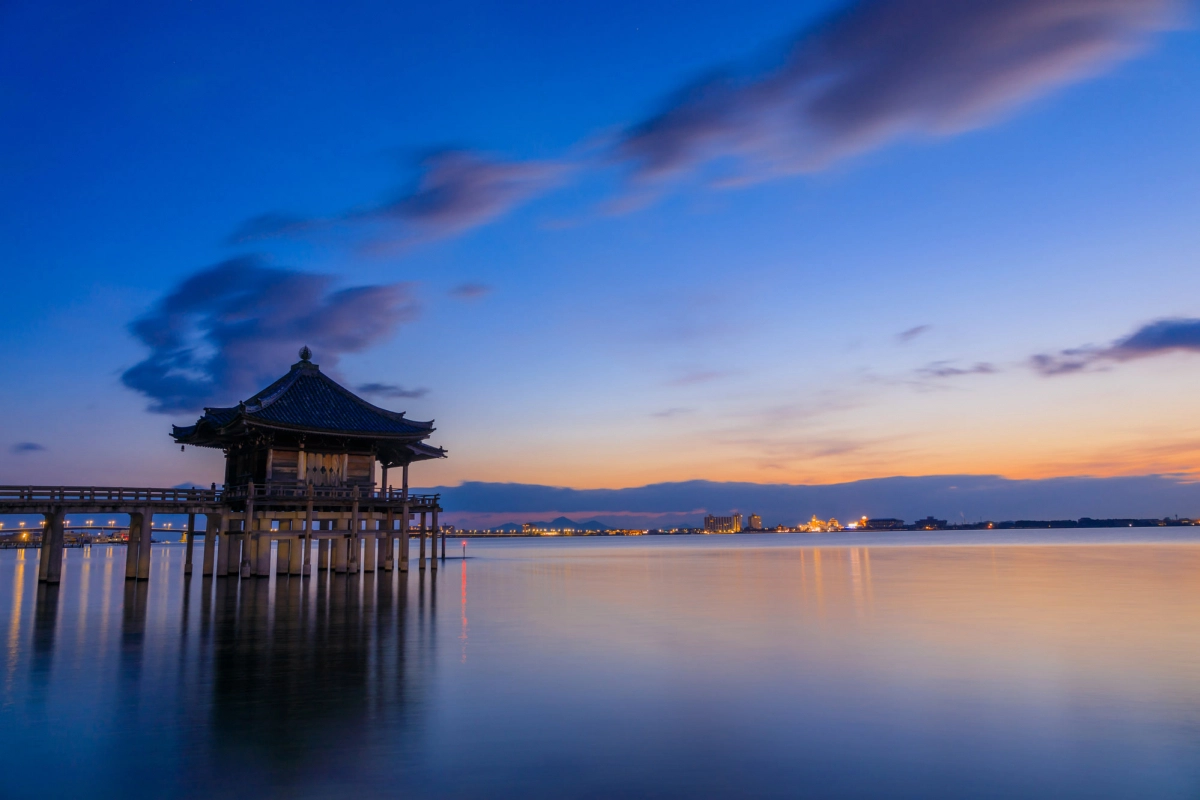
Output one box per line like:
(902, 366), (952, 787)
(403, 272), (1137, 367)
(311, 368), (436, 429)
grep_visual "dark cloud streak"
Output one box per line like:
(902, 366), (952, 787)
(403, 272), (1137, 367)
(357, 383), (429, 399)
(122, 257), (419, 413)
(228, 150), (566, 248)
(617, 0), (1179, 182)
(1033, 317), (1200, 376)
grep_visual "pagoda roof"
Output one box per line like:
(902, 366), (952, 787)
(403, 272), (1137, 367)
(172, 353), (443, 452)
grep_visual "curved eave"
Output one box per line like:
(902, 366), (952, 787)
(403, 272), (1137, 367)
(173, 415), (437, 447)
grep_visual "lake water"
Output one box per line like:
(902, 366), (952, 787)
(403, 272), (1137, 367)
(3, 530), (1200, 798)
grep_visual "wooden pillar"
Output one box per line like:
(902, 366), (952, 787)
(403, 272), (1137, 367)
(318, 536), (330, 571)
(184, 513), (196, 575)
(364, 532), (377, 573)
(349, 486), (361, 573)
(431, 509), (438, 572)
(38, 512), (54, 582)
(41, 508), (65, 584)
(419, 510), (427, 571)
(256, 532), (273, 578)
(288, 532), (303, 576)
(277, 521), (291, 575)
(401, 463), (410, 571)
(215, 529), (229, 577)
(202, 513), (220, 577)
(334, 527), (348, 574)
(436, 507), (444, 561)
(400, 506), (410, 572)
(241, 483), (256, 579)
(125, 512), (142, 580)
(303, 487), (314, 576)
(137, 507), (153, 581)
(383, 507), (395, 571)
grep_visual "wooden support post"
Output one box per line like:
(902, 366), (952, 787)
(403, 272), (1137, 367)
(137, 507), (153, 581)
(318, 536), (330, 571)
(431, 509), (438, 572)
(125, 513), (142, 580)
(383, 507), (395, 571)
(184, 513), (196, 575)
(202, 513), (219, 577)
(400, 505), (410, 572)
(420, 513), (429, 568)
(334, 528), (348, 573)
(289, 531), (303, 576)
(38, 511), (54, 582)
(364, 533), (377, 573)
(277, 521), (291, 575)
(41, 508), (66, 584)
(256, 532), (272, 578)
(349, 485), (361, 573)
(215, 529), (229, 577)
(241, 483), (255, 579)
(401, 463), (410, 571)
(303, 486), (314, 576)
(436, 507), (444, 561)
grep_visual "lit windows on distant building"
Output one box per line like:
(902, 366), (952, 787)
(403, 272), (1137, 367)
(704, 514), (742, 533)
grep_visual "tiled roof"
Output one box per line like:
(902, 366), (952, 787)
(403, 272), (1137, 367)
(174, 358), (435, 439)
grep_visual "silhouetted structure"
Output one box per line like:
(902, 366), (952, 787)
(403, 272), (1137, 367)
(0, 348), (447, 585)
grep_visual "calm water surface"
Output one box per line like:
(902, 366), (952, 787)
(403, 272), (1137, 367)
(2, 531), (1200, 798)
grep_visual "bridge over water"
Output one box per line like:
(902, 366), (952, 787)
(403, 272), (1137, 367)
(0, 483), (445, 585)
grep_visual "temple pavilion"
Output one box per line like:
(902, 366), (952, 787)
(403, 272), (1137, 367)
(170, 346), (447, 578)
(172, 346), (445, 491)
(4, 346), (447, 586)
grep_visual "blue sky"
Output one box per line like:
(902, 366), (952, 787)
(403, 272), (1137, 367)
(3, 0), (1200, 502)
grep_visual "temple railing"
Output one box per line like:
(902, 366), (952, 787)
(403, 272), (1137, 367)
(219, 483), (439, 506)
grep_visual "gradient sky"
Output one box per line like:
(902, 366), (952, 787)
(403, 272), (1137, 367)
(3, 0), (1200, 494)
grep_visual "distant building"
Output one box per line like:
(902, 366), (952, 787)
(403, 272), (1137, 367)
(913, 516), (948, 530)
(864, 518), (905, 530)
(748, 514), (763, 531)
(704, 514), (743, 533)
(799, 515), (842, 532)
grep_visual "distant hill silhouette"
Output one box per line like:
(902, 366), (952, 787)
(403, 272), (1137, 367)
(487, 515), (609, 532)
(420, 475), (1200, 530)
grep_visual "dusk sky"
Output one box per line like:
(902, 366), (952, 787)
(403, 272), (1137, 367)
(4, 0), (1200, 510)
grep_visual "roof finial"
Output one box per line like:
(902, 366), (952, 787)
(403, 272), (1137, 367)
(299, 345), (312, 362)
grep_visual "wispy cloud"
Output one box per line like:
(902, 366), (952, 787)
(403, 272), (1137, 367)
(1032, 317), (1200, 376)
(616, 0), (1179, 183)
(10, 442), (45, 454)
(122, 256), (418, 413)
(225, 1), (1178, 253)
(449, 282), (492, 300)
(229, 149), (568, 249)
(668, 370), (730, 387)
(897, 324), (931, 344)
(916, 361), (998, 379)
(651, 407), (695, 418)
(357, 382), (429, 400)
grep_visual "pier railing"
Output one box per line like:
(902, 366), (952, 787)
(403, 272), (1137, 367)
(0, 485), (438, 508)
(0, 486), (223, 503)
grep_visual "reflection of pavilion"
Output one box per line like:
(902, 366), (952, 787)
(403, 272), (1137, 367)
(192, 569), (437, 785)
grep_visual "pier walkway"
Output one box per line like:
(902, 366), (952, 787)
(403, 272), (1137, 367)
(0, 483), (445, 585)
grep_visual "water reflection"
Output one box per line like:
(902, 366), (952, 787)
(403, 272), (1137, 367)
(3, 537), (1200, 798)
